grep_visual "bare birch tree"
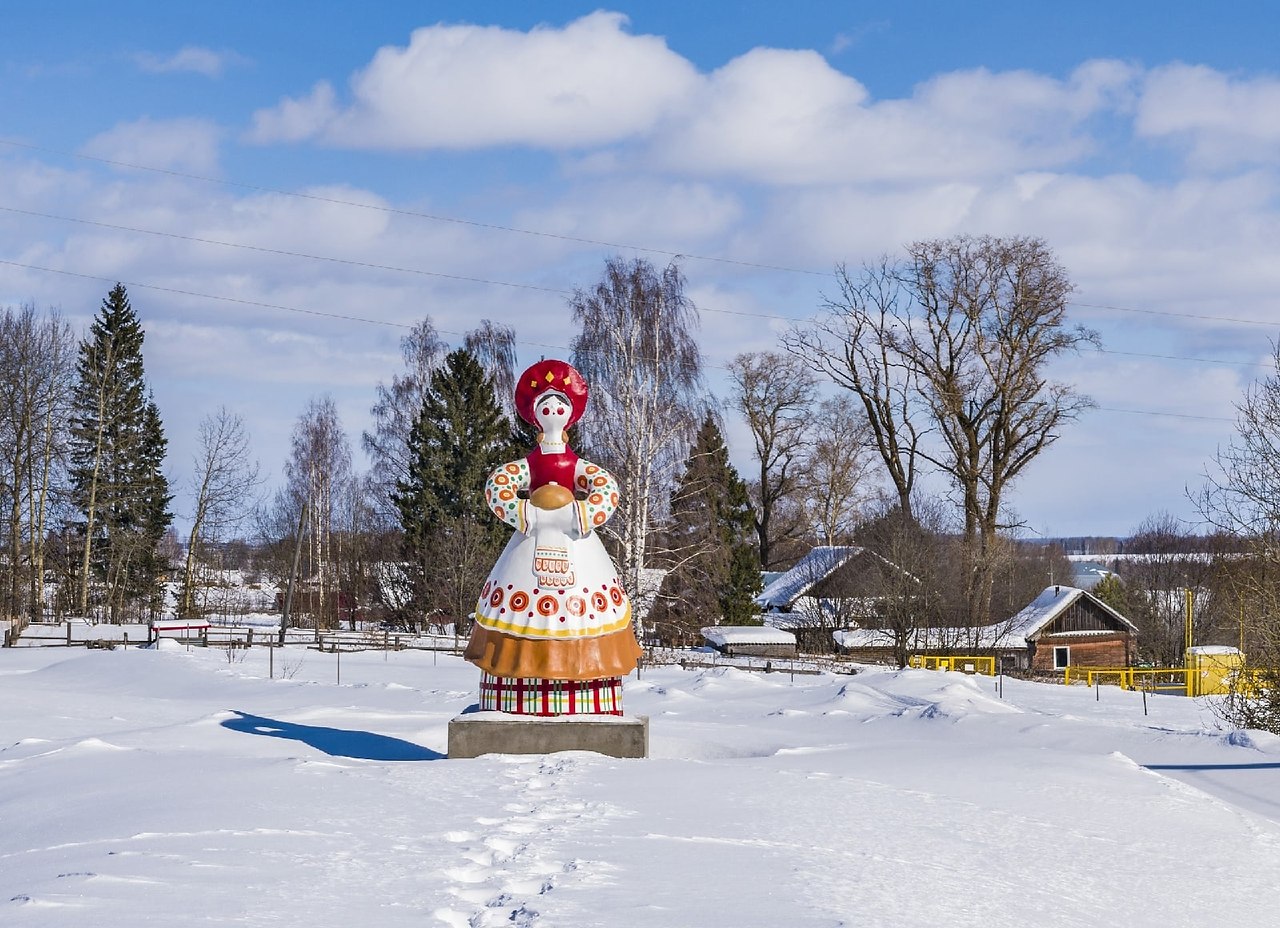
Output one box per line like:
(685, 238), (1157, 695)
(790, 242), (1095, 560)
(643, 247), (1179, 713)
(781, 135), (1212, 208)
(364, 319), (447, 516)
(464, 320), (520, 424)
(283, 396), (352, 630)
(570, 257), (705, 636)
(364, 317), (520, 516)
(178, 408), (261, 617)
(0, 305), (75, 633)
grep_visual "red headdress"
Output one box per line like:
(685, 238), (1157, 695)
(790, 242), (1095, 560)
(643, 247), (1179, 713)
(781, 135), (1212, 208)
(514, 360), (589, 427)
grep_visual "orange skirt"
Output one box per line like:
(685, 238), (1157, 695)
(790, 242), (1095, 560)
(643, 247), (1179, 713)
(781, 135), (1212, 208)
(464, 623), (642, 681)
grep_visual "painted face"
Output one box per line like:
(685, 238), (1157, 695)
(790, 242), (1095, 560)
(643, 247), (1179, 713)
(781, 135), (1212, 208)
(535, 391), (572, 433)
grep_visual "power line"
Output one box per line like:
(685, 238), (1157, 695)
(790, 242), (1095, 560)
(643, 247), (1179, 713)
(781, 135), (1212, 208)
(0, 258), (413, 330)
(0, 204), (569, 297)
(1092, 406), (1235, 423)
(1094, 347), (1271, 369)
(1072, 301), (1280, 330)
(0, 257), (1242, 426)
(0, 136), (825, 278)
(4, 203), (1273, 365)
(4, 142), (1279, 334)
(0, 250), (1267, 377)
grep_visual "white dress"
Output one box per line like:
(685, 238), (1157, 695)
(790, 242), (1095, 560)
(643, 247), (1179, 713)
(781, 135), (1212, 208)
(463, 449), (642, 686)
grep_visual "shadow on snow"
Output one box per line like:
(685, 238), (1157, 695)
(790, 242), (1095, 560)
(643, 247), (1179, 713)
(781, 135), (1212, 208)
(221, 711), (443, 761)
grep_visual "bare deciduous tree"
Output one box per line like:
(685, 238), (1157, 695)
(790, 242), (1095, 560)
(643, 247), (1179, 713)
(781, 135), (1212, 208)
(803, 396), (879, 547)
(792, 236), (1096, 627)
(1199, 341), (1280, 536)
(570, 257), (705, 635)
(363, 319), (447, 516)
(179, 408), (261, 618)
(1196, 345), (1280, 731)
(785, 258), (924, 521)
(0, 304), (75, 634)
(464, 319), (520, 424)
(728, 351), (816, 568)
(283, 396), (352, 631)
(854, 500), (945, 667)
(364, 318), (520, 517)
(1123, 511), (1215, 666)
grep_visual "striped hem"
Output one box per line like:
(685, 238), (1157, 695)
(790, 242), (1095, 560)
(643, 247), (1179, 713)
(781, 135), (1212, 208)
(478, 672), (624, 716)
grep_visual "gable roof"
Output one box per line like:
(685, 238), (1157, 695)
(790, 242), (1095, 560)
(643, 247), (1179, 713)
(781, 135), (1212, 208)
(755, 546), (863, 610)
(1005, 585), (1138, 643)
(832, 585), (1137, 652)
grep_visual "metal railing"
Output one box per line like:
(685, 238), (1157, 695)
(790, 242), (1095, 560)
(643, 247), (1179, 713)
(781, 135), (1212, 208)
(908, 655), (996, 676)
(1062, 666), (1189, 692)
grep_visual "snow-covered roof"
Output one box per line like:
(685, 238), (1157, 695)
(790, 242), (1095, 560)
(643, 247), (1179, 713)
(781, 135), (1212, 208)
(702, 626), (797, 647)
(152, 618), (211, 631)
(832, 627), (899, 649)
(833, 586), (1137, 652)
(1071, 562), (1113, 590)
(1004, 585), (1137, 644)
(756, 546), (862, 610)
(833, 625), (1016, 651)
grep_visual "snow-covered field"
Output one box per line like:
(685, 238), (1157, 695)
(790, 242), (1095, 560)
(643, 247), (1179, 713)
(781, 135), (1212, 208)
(2, 645), (1279, 927)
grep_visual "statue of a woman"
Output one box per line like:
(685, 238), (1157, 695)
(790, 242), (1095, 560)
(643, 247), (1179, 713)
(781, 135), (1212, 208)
(463, 359), (642, 715)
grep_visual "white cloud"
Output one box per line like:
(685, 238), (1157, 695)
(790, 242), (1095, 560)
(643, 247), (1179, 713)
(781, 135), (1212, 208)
(249, 81), (339, 143)
(134, 46), (244, 78)
(248, 12), (1142, 185)
(249, 11), (698, 149)
(81, 117), (223, 175)
(650, 57), (1137, 184)
(514, 179), (744, 256)
(1136, 64), (1280, 169)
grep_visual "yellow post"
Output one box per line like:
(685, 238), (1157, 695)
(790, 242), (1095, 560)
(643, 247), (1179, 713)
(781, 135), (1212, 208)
(1184, 588), (1193, 655)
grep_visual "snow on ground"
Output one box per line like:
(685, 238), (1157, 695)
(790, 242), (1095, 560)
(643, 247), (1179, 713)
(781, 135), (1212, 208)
(2, 645), (1279, 927)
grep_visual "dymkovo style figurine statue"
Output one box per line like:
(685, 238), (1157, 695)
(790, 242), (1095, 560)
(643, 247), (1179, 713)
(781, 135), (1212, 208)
(463, 359), (642, 715)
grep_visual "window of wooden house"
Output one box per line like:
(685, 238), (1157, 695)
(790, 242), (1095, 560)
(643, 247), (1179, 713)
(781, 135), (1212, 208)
(1053, 646), (1070, 670)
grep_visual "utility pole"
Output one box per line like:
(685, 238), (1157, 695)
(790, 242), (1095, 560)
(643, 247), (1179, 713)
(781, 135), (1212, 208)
(279, 502), (309, 646)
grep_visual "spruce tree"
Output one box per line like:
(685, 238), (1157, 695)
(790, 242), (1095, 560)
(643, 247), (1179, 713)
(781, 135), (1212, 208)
(392, 349), (520, 632)
(69, 284), (173, 620)
(651, 414), (762, 642)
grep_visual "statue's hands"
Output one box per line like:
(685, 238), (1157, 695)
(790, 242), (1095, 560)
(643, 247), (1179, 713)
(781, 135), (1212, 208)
(529, 499), (583, 539)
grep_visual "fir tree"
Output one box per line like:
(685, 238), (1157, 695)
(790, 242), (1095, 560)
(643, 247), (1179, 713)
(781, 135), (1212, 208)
(69, 284), (173, 620)
(392, 349), (521, 633)
(1092, 573), (1130, 619)
(651, 414), (762, 642)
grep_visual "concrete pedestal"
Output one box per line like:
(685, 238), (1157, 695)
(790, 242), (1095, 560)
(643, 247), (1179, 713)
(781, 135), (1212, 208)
(448, 711), (648, 759)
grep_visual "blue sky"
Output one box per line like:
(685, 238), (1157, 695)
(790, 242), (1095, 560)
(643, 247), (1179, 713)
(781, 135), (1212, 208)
(3, 3), (1280, 539)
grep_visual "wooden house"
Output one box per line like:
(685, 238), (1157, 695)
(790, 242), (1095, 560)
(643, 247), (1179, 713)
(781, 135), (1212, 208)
(1005, 585), (1137, 672)
(832, 585), (1138, 673)
(756, 546), (912, 652)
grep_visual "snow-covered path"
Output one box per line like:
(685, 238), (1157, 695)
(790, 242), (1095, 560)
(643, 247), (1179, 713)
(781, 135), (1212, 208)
(2, 645), (1278, 926)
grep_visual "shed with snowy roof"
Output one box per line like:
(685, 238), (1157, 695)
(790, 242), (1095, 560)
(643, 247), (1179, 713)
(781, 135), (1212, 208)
(701, 626), (798, 659)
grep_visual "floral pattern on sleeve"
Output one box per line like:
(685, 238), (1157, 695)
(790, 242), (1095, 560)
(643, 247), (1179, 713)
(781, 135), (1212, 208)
(486, 460), (531, 533)
(573, 461), (620, 536)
